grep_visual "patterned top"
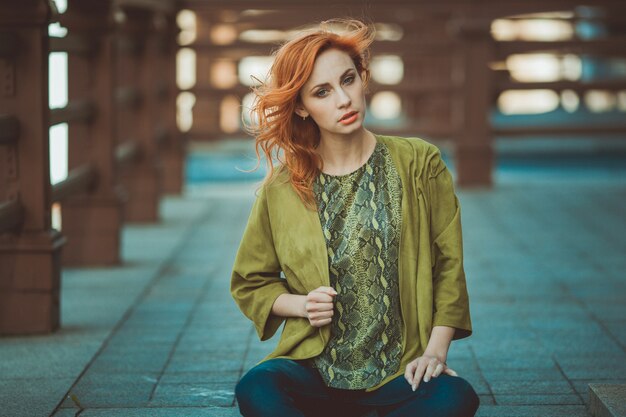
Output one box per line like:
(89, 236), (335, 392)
(311, 140), (404, 390)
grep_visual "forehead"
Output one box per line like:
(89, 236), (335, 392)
(305, 48), (355, 86)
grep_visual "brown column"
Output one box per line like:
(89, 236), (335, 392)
(117, 6), (161, 222)
(189, 10), (224, 139)
(450, 17), (495, 186)
(0, 1), (66, 335)
(159, 12), (184, 194)
(61, 0), (124, 266)
(392, 15), (458, 140)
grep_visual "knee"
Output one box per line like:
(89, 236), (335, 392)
(435, 375), (480, 417)
(235, 366), (273, 407)
(235, 361), (284, 415)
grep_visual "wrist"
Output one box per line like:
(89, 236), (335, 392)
(299, 295), (308, 318)
(423, 350), (447, 363)
(423, 325), (454, 363)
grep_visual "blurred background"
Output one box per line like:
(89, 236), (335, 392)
(45, 0), (626, 193)
(1, 1), (625, 417)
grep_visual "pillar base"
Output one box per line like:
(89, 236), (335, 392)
(120, 164), (161, 223)
(0, 229), (66, 335)
(61, 196), (123, 266)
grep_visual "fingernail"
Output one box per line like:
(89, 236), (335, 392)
(424, 376), (430, 382)
(411, 384), (416, 391)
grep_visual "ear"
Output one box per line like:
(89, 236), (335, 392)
(294, 107), (309, 118)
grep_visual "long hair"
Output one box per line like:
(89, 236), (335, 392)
(243, 18), (376, 210)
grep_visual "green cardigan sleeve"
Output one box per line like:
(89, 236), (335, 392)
(230, 185), (290, 341)
(426, 148), (473, 340)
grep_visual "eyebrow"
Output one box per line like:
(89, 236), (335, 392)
(309, 68), (355, 92)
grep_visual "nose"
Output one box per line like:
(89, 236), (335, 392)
(336, 87), (351, 108)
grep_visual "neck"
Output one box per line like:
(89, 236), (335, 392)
(315, 128), (377, 175)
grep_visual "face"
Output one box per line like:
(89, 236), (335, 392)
(295, 48), (366, 138)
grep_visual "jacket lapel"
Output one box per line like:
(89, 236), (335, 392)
(293, 199), (330, 289)
(269, 175), (330, 292)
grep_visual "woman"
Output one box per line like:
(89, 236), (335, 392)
(230, 18), (479, 417)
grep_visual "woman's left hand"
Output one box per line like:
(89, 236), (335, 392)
(404, 355), (458, 391)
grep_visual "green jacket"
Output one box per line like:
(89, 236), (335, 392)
(230, 133), (472, 391)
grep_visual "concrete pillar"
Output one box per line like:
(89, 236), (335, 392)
(61, 0), (124, 266)
(117, 5), (162, 222)
(450, 17), (495, 186)
(0, 0), (66, 335)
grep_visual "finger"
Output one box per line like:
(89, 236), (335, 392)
(411, 361), (427, 391)
(308, 293), (334, 303)
(423, 359), (438, 383)
(308, 311), (333, 320)
(312, 317), (332, 327)
(431, 362), (444, 378)
(316, 286), (338, 296)
(404, 361), (417, 384)
(444, 367), (458, 377)
(307, 302), (334, 313)
(426, 363), (445, 382)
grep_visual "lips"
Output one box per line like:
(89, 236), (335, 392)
(339, 111), (358, 121)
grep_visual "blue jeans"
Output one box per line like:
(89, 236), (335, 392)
(235, 358), (480, 417)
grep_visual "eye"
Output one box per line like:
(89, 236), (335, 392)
(315, 89), (328, 98)
(343, 75), (354, 84)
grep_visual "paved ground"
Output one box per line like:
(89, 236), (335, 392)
(1, 141), (625, 417)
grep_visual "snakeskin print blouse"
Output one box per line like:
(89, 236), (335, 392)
(311, 141), (404, 390)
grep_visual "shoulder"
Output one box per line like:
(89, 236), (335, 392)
(378, 134), (433, 152)
(255, 163), (293, 201)
(376, 134), (444, 178)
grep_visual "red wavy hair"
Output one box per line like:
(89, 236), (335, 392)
(243, 18), (376, 210)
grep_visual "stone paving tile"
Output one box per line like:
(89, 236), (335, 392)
(59, 389), (152, 409)
(150, 382), (235, 407)
(480, 367), (568, 382)
(488, 379), (575, 395)
(54, 407), (241, 417)
(59, 374), (158, 408)
(541, 338), (624, 356)
(87, 350), (172, 374)
(493, 394), (583, 405)
(159, 371), (240, 385)
(571, 378), (626, 406)
(5, 176), (626, 417)
(445, 357), (480, 372)
(478, 395), (496, 406)
(476, 405), (590, 417)
(602, 320), (626, 347)
(458, 371), (492, 396)
(0, 377), (76, 417)
(49, 410), (77, 417)
(554, 353), (626, 380)
(166, 356), (243, 373)
(473, 354), (559, 370)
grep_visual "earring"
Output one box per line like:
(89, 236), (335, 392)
(302, 115), (307, 121)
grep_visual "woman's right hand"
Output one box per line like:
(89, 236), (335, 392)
(303, 286), (337, 327)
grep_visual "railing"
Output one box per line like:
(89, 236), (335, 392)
(0, 0), (181, 335)
(179, 0), (626, 186)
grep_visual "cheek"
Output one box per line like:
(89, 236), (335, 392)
(308, 102), (332, 121)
